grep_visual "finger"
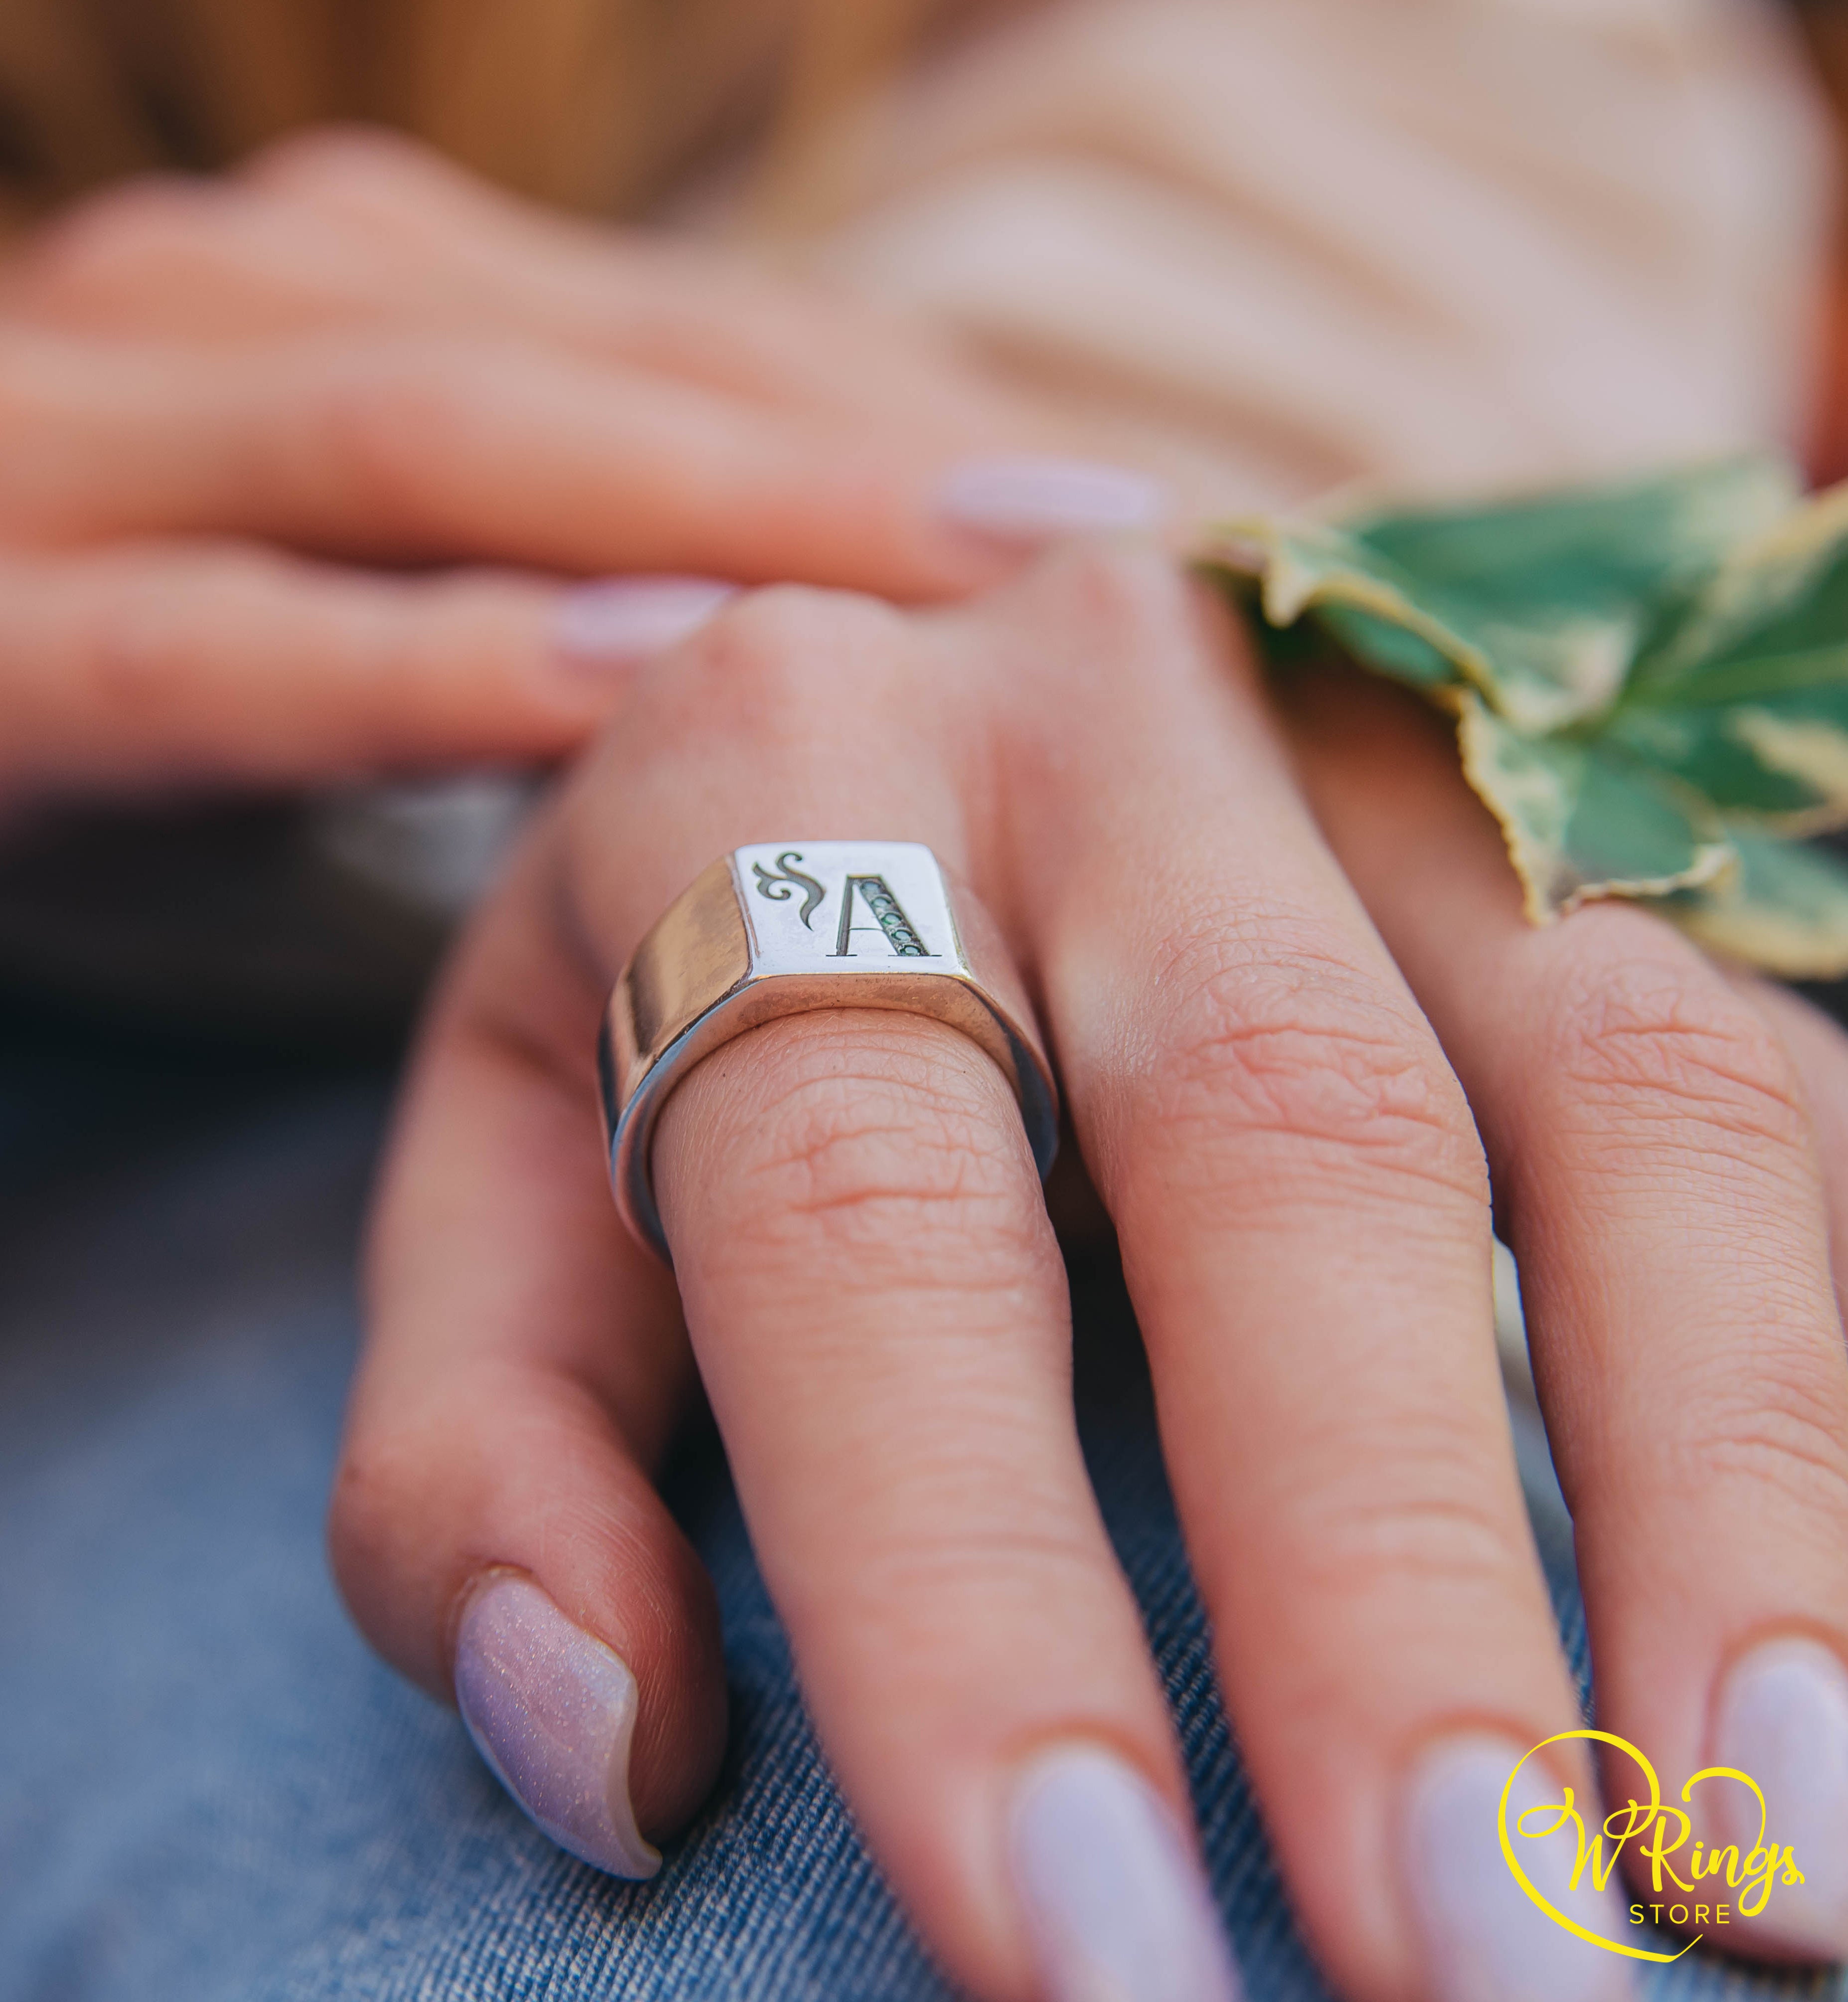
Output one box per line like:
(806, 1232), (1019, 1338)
(662, 1015), (1229, 2000)
(558, 585), (1237, 2002)
(1732, 976), (1848, 1309)
(0, 325), (1019, 599)
(0, 171), (416, 344)
(338, 814), (725, 1868)
(7, 133), (1025, 444)
(0, 539), (630, 792)
(979, 550), (1614, 2002)
(245, 129), (1029, 435)
(1286, 665), (1848, 1964)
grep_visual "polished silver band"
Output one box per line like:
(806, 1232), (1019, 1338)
(600, 841), (1059, 1260)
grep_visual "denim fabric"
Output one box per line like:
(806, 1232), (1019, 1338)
(0, 1041), (1842, 2002)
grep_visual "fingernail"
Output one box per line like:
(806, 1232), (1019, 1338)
(454, 1572), (660, 1879)
(937, 455), (1166, 543)
(553, 576), (737, 667)
(1403, 1735), (1633, 2002)
(1709, 1638), (1848, 1956)
(1009, 1745), (1242, 2002)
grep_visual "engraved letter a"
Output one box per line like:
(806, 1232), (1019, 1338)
(832, 876), (930, 958)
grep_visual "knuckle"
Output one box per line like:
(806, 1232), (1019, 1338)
(1290, 1484), (1530, 1608)
(1546, 939), (1808, 1152)
(1136, 924), (1485, 1210)
(314, 343), (483, 514)
(831, 1517), (1113, 1625)
(705, 584), (907, 688)
(17, 174), (223, 303)
(759, 1075), (1012, 1233)
(683, 585), (914, 728)
(1070, 534), (1181, 596)
(1252, 1408), (1532, 1608)
(712, 1025), (1036, 1268)
(1040, 540), (1190, 630)
(1011, 542), (1199, 681)
(244, 124), (441, 202)
(77, 570), (196, 720)
(1660, 1352), (1848, 1524)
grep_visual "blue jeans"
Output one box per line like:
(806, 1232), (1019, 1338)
(0, 1030), (1838, 2001)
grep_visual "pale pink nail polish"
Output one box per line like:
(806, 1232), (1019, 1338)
(1403, 1736), (1633, 2002)
(1708, 1639), (1848, 1958)
(454, 1573), (660, 1879)
(1009, 1745), (1242, 2002)
(553, 576), (737, 667)
(936, 455), (1166, 543)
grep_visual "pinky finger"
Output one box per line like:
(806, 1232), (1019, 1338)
(341, 837), (728, 1862)
(0, 539), (689, 793)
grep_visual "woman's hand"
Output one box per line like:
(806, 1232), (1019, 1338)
(0, 129), (1126, 795)
(342, 542), (1848, 2002)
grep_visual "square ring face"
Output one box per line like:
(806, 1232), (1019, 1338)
(731, 842), (967, 981)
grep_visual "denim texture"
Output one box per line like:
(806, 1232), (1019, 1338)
(0, 1041), (1842, 2002)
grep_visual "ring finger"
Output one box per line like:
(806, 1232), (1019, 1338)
(548, 586), (1236, 2002)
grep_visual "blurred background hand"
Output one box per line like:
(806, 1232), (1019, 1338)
(0, 127), (1163, 1045)
(0, 128), (1075, 796)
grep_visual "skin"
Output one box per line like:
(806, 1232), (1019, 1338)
(0, 127), (1035, 794)
(10, 124), (1848, 2002)
(352, 555), (1848, 2002)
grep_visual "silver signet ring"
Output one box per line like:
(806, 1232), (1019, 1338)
(600, 841), (1059, 1260)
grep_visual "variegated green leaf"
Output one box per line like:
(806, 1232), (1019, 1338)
(1600, 699), (1848, 827)
(1200, 453), (1848, 970)
(1211, 518), (1474, 692)
(1455, 695), (1733, 922)
(1608, 483), (1848, 829)
(1352, 453), (1796, 614)
(1668, 828), (1848, 979)
(1207, 455), (1800, 733)
(1214, 514), (1630, 732)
